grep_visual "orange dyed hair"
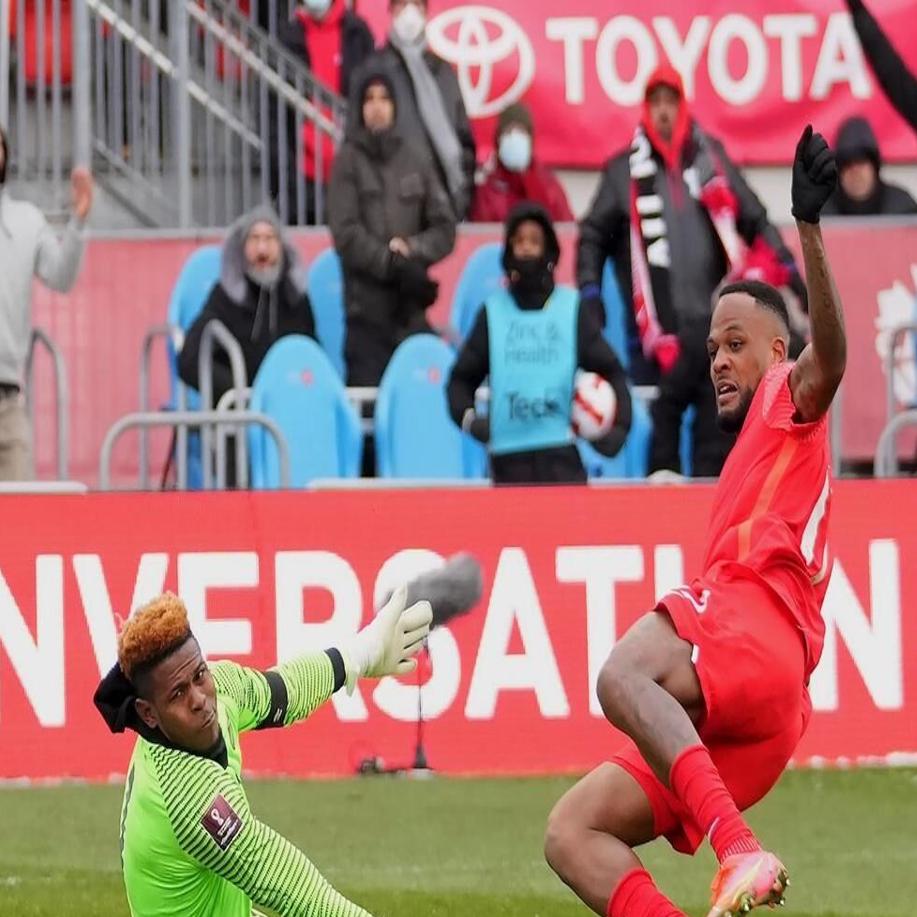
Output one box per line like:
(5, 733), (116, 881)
(118, 592), (193, 682)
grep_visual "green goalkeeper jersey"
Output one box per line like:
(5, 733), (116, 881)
(118, 653), (371, 917)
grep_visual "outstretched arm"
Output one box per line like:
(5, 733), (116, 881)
(787, 127), (847, 423)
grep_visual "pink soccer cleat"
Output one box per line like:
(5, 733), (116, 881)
(706, 851), (789, 917)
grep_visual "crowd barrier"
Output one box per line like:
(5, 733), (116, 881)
(0, 480), (913, 781)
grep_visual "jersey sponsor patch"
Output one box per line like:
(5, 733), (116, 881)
(200, 794), (243, 851)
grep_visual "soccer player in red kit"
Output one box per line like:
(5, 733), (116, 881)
(544, 125), (845, 917)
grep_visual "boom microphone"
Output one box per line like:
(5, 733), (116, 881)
(401, 553), (484, 628)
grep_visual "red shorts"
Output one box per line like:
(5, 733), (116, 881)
(611, 575), (812, 855)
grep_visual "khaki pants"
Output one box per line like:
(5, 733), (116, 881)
(0, 395), (33, 481)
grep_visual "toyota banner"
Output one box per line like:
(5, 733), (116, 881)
(0, 482), (914, 782)
(361, 0), (917, 167)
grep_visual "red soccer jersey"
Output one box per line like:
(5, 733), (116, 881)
(703, 361), (832, 674)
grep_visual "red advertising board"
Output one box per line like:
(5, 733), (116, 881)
(0, 481), (913, 781)
(29, 221), (917, 486)
(359, 0), (917, 167)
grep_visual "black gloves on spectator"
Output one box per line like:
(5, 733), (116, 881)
(791, 125), (837, 224)
(392, 254), (439, 308)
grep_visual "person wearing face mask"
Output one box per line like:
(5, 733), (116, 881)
(179, 205), (316, 405)
(447, 203), (632, 485)
(348, 0), (476, 219)
(329, 71), (456, 389)
(0, 124), (93, 480)
(471, 102), (574, 224)
(271, 0), (374, 224)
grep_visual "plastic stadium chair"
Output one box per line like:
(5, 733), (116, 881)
(578, 391), (652, 479)
(306, 248), (346, 379)
(375, 334), (487, 479)
(601, 260), (629, 368)
(248, 335), (361, 488)
(449, 242), (504, 343)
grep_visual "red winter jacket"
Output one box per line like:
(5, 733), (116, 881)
(470, 157), (574, 224)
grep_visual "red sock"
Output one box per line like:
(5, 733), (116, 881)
(669, 744), (761, 863)
(607, 868), (686, 917)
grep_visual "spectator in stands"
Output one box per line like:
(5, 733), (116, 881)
(823, 116), (917, 217)
(178, 205), (316, 402)
(447, 202), (632, 485)
(845, 0), (917, 135)
(577, 64), (805, 477)
(349, 0), (476, 219)
(0, 125), (93, 481)
(470, 102), (574, 224)
(272, 0), (374, 223)
(329, 70), (456, 387)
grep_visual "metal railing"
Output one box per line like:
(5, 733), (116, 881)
(885, 323), (917, 423)
(24, 327), (69, 480)
(2, 0), (346, 227)
(875, 410), (917, 478)
(99, 408), (290, 489)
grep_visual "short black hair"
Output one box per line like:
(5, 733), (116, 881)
(718, 279), (790, 335)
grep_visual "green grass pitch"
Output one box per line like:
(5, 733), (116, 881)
(1, 768), (915, 915)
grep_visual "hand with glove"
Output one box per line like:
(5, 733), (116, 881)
(340, 587), (432, 694)
(392, 254), (440, 309)
(653, 334), (681, 374)
(791, 124), (837, 224)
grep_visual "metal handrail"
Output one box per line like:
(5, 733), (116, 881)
(138, 322), (175, 489)
(874, 409), (917, 478)
(24, 328), (69, 480)
(885, 323), (917, 422)
(99, 410), (291, 490)
(198, 319), (249, 489)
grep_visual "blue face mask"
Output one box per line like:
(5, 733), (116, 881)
(498, 130), (532, 173)
(303, 0), (332, 18)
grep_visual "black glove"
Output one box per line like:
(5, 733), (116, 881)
(791, 124), (837, 224)
(393, 255), (439, 308)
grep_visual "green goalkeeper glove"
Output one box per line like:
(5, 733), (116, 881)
(340, 587), (432, 694)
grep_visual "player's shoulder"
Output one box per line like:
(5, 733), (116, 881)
(756, 360), (827, 440)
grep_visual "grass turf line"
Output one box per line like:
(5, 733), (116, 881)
(0, 769), (914, 916)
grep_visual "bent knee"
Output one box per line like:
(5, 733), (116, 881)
(544, 797), (581, 878)
(595, 656), (631, 726)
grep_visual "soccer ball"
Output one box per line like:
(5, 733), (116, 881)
(571, 371), (617, 440)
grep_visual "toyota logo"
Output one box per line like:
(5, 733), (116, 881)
(427, 5), (534, 118)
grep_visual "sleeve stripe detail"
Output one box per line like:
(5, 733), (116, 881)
(254, 670), (289, 730)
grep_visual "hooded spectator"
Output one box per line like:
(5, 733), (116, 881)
(823, 116), (917, 216)
(577, 64), (806, 478)
(271, 0), (375, 224)
(447, 203), (631, 485)
(470, 102), (574, 224)
(178, 205), (316, 401)
(348, 0), (476, 218)
(329, 70), (456, 387)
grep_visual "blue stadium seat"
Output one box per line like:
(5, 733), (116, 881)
(166, 245), (221, 488)
(578, 391), (652, 479)
(680, 406), (695, 477)
(167, 244), (222, 408)
(375, 334), (487, 479)
(306, 248), (346, 379)
(601, 259), (629, 368)
(449, 242), (504, 342)
(247, 335), (362, 488)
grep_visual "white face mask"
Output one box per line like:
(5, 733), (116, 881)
(392, 3), (426, 44)
(303, 0), (332, 17)
(498, 130), (532, 173)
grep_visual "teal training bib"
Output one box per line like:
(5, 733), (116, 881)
(486, 286), (579, 456)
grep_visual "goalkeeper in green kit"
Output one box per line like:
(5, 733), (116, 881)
(93, 585), (434, 917)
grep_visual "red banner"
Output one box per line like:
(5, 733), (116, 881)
(0, 482), (914, 781)
(360, 0), (917, 167)
(29, 221), (917, 486)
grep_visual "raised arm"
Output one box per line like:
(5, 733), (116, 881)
(788, 127), (846, 423)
